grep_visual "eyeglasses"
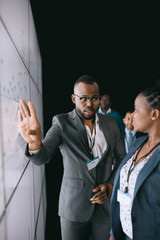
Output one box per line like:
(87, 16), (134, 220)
(74, 94), (101, 104)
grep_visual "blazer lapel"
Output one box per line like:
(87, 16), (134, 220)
(113, 135), (148, 191)
(96, 116), (110, 163)
(70, 110), (91, 157)
(98, 116), (110, 148)
(124, 135), (148, 164)
(133, 146), (160, 201)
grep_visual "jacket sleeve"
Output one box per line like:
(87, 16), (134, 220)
(108, 118), (126, 184)
(25, 115), (62, 165)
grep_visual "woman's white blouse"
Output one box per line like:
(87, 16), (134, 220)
(119, 153), (151, 239)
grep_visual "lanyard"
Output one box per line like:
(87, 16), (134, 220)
(124, 141), (160, 193)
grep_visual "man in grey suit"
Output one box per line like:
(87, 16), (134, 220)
(19, 75), (126, 240)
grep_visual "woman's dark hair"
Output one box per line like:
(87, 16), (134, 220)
(140, 86), (160, 110)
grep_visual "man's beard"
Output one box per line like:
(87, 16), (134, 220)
(76, 107), (96, 120)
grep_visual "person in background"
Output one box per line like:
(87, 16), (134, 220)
(122, 111), (136, 153)
(97, 94), (125, 132)
(122, 110), (147, 154)
(19, 75), (126, 240)
(110, 86), (160, 240)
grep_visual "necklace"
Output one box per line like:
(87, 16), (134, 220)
(146, 142), (153, 147)
(146, 139), (160, 147)
(124, 141), (160, 193)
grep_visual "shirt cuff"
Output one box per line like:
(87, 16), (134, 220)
(29, 149), (40, 155)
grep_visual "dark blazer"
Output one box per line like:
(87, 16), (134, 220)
(110, 135), (160, 240)
(26, 109), (126, 222)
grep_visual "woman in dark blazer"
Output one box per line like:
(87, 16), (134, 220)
(110, 86), (160, 240)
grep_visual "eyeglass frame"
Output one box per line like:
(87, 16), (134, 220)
(73, 94), (101, 104)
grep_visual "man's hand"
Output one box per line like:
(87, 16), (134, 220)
(19, 99), (42, 150)
(90, 183), (113, 204)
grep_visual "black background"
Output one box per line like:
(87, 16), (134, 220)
(29, 1), (160, 239)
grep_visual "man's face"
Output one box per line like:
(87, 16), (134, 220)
(123, 112), (134, 131)
(72, 82), (100, 120)
(100, 95), (111, 110)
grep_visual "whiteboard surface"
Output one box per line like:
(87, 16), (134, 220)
(0, 1), (46, 239)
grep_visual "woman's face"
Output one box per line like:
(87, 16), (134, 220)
(132, 94), (152, 132)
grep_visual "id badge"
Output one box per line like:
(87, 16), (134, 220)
(117, 189), (132, 206)
(86, 156), (99, 171)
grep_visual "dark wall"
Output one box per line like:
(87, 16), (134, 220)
(30, 1), (160, 239)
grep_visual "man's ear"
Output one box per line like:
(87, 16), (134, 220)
(151, 109), (160, 120)
(71, 94), (76, 104)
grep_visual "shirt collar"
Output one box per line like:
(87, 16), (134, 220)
(95, 113), (99, 124)
(99, 107), (111, 114)
(125, 128), (136, 136)
(84, 113), (99, 130)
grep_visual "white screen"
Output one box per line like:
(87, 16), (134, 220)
(0, 1), (46, 239)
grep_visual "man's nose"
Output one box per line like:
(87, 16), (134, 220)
(85, 98), (93, 106)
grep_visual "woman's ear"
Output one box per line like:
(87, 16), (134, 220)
(71, 94), (76, 104)
(151, 109), (160, 120)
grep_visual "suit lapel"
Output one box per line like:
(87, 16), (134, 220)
(98, 116), (110, 147)
(70, 110), (91, 157)
(133, 146), (160, 201)
(112, 135), (160, 203)
(113, 135), (148, 191)
(70, 110), (98, 183)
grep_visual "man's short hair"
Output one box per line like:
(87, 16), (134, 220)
(74, 75), (97, 92)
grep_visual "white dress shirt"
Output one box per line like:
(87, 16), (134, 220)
(85, 113), (107, 159)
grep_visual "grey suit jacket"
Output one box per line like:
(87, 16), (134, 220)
(26, 109), (125, 222)
(110, 135), (160, 240)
